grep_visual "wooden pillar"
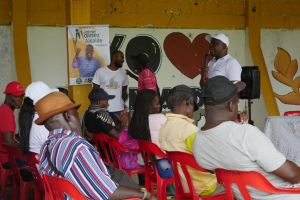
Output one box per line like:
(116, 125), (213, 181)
(246, 0), (280, 116)
(12, 0), (32, 88)
(66, 0), (92, 117)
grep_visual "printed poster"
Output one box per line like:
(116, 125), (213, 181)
(68, 25), (110, 85)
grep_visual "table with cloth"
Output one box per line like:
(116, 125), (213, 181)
(264, 116), (300, 166)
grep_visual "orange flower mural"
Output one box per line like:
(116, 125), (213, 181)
(272, 48), (300, 105)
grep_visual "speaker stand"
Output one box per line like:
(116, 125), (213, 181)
(248, 99), (254, 125)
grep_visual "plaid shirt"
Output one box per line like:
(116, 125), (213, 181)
(38, 129), (117, 199)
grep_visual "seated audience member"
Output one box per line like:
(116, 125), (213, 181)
(129, 89), (174, 195)
(19, 81), (58, 155)
(193, 76), (300, 200)
(82, 88), (129, 140)
(159, 85), (224, 196)
(0, 81), (27, 168)
(36, 92), (157, 200)
(129, 89), (166, 148)
(57, 87), (68, 96)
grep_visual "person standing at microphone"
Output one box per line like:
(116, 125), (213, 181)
(200, 33), (242, 87)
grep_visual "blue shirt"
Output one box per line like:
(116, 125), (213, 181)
(72, 55), (101, 77)
(38, 129), (117, 199)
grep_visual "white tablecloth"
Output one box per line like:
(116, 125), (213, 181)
(264, 116), (300, 166)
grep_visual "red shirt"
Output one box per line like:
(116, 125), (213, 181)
(138, 68), (157, 92)
(0, 104), (16, 164)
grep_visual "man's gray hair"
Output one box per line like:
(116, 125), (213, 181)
(168, 91), (194, 111)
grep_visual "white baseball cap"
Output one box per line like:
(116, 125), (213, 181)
(25, 81), (59, 105)
(205, 33), (229, 48)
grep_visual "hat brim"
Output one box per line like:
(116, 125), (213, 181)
(235, 81), (246, 92)
(4, 91), (25, 96)
(131, 55), (138, 60)
(35, 103), (81, 125)
(107, 95), (115, 100)
(205, 35), (212, 43)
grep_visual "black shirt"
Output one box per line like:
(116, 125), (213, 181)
(84, 107), (115, 134)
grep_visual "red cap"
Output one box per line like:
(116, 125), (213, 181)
(3, 81), (25, 96)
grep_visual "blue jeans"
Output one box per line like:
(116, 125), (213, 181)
(109, 111), (122, 122)
(2, 158), (28, 169)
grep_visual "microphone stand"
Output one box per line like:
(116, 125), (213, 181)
(248, 99), (254, 125)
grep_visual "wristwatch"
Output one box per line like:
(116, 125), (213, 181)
(140, 187), (148, 200)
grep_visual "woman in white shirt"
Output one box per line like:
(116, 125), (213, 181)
(19, 81), (58, 155)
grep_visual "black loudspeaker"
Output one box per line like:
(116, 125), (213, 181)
(239, 66), (261, 99)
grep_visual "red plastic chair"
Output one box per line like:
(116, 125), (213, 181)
(215, 168), (300, 200)
(42, 174), (141, 200)
(109, 138), (145, 177)
(93, 133), (114, 166)
(3, 144), (38, 200)
(42, 174), (90, 200)
(27, 152), (45, 199)
(138, 140), (175, 200)
(167, 151), (227, 200)
(283, 111), (300, 116)
(0, 163), (13, 199)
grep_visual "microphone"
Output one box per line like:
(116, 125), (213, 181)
(204, 54), (209, 68)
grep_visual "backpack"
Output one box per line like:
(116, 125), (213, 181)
(117, 127), (142, 170)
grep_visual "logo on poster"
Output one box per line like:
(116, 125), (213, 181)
(83, 78), (93, 83)
(74, 27), (103, 44)
(76, 78), (82, 84)
(75, 28), (81, 44)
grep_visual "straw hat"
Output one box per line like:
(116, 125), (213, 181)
(35, 92), (81, 125)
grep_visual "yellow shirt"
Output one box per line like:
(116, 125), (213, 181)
(159, 114), (217, 195)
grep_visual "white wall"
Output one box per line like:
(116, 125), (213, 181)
(261, 29), (300, 115)
(27, 26), (68, 88)
(0, 26), (13, 104)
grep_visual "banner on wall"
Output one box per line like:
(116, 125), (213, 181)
(67, 25), (110, 85)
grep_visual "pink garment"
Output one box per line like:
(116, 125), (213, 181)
(138, 68), (157, 91)
(138, 113), (167, 165)
(148, 113), (167, 147)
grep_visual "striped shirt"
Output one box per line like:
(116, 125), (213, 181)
(72, 55), (101, 77)
(38, 129), (117, 199)
(138, 68), (157, 91)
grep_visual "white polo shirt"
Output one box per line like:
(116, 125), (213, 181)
(207, 54), (242, 81)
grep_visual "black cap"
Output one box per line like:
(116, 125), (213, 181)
(202, 76), (246, 105)
(131, 53), (149, 66)
(169, 85), (199, 111)
(88, 88), (115, 103)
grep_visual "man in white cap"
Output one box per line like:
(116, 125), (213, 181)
(200, 33), (242, 87)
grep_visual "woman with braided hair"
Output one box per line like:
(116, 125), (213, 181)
(128, 89), (175, 196)
(19, 81), (58, 155)
(128, 89), (164, 146)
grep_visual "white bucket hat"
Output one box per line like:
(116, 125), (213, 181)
(25, 81), (59, 105)
(205, 33), (229, 48)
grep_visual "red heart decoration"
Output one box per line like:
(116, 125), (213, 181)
(164, 33), (212, 79)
